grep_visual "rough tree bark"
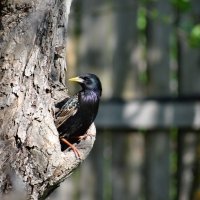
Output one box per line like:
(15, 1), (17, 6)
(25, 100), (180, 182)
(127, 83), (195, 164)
(0, 0), (96, 199)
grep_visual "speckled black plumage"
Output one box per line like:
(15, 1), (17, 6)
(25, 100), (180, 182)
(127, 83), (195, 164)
(55, 73), (102, 151)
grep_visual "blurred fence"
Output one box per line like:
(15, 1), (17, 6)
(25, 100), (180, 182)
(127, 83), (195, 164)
(49, 0), (200, 200)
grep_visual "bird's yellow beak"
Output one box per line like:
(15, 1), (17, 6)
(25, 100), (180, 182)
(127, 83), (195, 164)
(68, 76), (84, 83)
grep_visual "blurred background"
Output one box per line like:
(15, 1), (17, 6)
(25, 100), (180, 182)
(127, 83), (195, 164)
(49, 0), (200, 199)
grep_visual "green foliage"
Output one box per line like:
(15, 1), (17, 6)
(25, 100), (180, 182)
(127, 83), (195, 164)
(171, 0), (200, 49)
(139, 71), (149, 85)
(149, 9), (172, 24)
(171, 0), (191, 12)
(189, 24), (200, 48)
(178, 21), (200, 49)
(137, 7), (147, 31)
(137, 6), (149, 85)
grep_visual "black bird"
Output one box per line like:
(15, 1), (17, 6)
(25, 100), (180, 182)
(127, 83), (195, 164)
(55, 73), (102, 158)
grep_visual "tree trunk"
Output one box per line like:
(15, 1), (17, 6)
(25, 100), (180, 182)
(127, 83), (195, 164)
(0, 1), (95, 199)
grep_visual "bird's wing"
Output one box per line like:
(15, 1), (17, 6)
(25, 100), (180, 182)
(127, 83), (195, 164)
(55, 95), (79, 129)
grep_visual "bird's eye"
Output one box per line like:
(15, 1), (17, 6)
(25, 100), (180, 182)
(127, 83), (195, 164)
(84, 77), (91, 83)
(81, 76), (95, 89)
(84, 77), (89, 81)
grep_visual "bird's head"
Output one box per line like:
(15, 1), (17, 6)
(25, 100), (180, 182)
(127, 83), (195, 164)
(69, 73), (102, 96)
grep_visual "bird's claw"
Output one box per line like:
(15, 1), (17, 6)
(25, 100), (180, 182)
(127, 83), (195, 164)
(78, 134), (94, 141)
(60, 137), (82, 159)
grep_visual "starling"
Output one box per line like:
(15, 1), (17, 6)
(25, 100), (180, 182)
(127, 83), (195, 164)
(55, 73), (102, 158)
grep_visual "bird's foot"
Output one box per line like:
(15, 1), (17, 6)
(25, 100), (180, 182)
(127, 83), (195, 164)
(78, 133), (94, 141)
(60, 137), (82, 159)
